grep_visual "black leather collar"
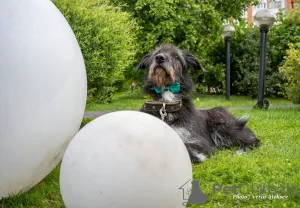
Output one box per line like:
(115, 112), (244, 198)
(143, 101), (182, 113)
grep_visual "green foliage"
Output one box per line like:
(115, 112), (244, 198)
(195, 62), (225, 93)
(268, 10), (300, 75)
(111, 0), (222, 57)
(206, 22), (261, 97)
(198, 8), (300, 97)
(267, 10), (300, 96)
(53, 0), (300, 98)
(207, 11), (300, 97)
(279, 43), (300, 104)
(111, 0), (256, 93)
(206, 0), (259, 20)
(110, 0), (255, 55)
(123, 66), (145, 95)
(286, 0), (300, 24)
(230, 26), (261, 97)
(227, 24), (283, 97)
(53, 0), (138, 103)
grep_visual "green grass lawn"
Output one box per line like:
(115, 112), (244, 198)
(190, 109), (300, 207)
(1, 95), (299, 208)
(85, 92), (294, 111)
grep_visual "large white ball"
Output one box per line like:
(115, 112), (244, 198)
(0, 0), (86, 198)
(60, 111), (192, 208)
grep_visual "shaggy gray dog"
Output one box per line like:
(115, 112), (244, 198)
(138, 44), (260, 163)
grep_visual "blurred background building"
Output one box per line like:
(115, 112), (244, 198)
(245, 0), (295, 25)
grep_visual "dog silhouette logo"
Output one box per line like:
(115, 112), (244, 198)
(179, 179), (209, 206)
(187, 180), (209, 204)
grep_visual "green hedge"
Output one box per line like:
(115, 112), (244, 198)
(279, 43), (300, 104)
(206, 12), (300, 97)
(53, 0), (138, 103)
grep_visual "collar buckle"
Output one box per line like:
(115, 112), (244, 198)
(159, 102), (167, 121)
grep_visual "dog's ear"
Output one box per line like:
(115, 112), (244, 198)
(183, 51), (208, 72)
(136, 53), (151, 70)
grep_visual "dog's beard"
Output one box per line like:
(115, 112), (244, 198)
(149, 67), (175, 88)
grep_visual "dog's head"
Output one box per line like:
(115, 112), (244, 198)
(137, 44), (206, 88)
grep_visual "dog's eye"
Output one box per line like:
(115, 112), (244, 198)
(171, 53), (180, 60)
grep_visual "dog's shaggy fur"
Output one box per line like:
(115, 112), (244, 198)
(138, 44), (260, 163)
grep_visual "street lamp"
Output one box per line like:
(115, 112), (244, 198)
(253, 9), (276, 109)
(221, 25), (235, 100)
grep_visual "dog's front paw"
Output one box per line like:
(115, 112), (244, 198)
(236, 149), (247, 155)
(191, 153), (207, 163)
(236, 146), (252, 155)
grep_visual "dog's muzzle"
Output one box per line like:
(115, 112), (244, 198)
(143, 101), (182, 121)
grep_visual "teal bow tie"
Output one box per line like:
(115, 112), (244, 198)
(154, 82), (181, 93)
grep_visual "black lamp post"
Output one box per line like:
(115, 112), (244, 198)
(221, 25), (235, 100)
(253, 9), (275, 109)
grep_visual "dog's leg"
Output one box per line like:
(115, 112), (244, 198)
(184, 142), (215, 163)
(235, 125), (260, 154)
(173, 126), (214, 163)
(234, 117), (260, 154)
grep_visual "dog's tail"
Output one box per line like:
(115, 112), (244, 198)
(236, 115), (249, 128)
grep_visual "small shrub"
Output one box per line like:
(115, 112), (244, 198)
(279, 43), (300, 104)
(53, 0), (138, 103)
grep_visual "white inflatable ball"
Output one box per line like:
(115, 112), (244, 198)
(60, 111), (192, 208)
(0, 0), (86, 198)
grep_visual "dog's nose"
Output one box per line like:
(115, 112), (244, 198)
(155, 54), (165, 64)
